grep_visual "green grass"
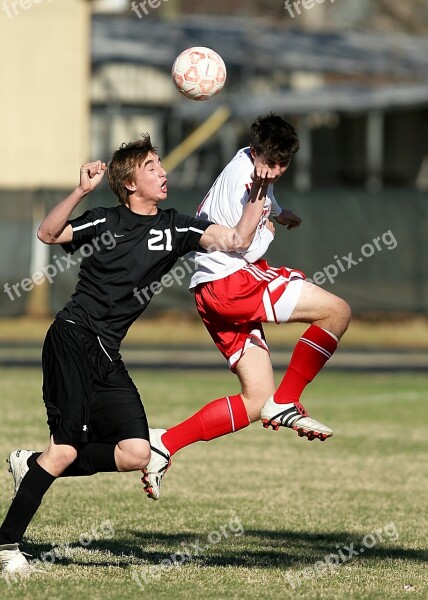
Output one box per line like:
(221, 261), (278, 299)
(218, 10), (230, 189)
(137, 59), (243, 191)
(0, 369), (427, 600)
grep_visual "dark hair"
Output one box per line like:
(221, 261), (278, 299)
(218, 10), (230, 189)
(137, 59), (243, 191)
(107, 133), (157, 204)
(250, 113), (299, 164)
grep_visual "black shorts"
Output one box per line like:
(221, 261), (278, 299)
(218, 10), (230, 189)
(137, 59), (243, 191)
(42, 319), (149, 446)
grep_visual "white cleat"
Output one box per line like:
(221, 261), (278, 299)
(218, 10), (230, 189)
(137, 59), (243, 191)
(141, 429), (170, 501)
(260, 396), (333, 441)
(7, 450), (36, 497)
(0, 544), (34, 580)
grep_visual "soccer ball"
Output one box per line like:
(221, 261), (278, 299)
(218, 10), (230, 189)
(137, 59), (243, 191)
(171, 47), (227, 101)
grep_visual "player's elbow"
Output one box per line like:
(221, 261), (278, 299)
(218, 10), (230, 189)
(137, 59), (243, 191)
(231, 230), (253, 251)
(204, 226), (253, 252)
(37, 226), (54, 244)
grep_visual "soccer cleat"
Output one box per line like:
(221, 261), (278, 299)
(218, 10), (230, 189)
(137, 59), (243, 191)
(141, 429), (170, 501)
(0, 544), (33, 579)
(260, 396), (333, 441)
(7, 450), (36, 497)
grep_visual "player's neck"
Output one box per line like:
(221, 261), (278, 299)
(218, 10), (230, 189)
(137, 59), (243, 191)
(127, 197), (159, 216)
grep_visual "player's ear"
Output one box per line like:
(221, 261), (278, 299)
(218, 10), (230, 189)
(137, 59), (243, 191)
(124, 180), (136, 192)
(250, 146), (257, 160)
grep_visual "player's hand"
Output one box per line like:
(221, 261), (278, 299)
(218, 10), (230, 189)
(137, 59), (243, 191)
(250, 164), (277, 186)
(274, 209), (302, 230)
(250, 164), (278, 203)
(78, 161), (107, 193)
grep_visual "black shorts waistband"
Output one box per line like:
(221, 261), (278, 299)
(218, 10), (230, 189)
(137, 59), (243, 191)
(54, 317), (96, 339)
(53, 318), (119, 360)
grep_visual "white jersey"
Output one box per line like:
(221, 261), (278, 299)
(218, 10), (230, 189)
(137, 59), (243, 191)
(189, 147), (283, 289)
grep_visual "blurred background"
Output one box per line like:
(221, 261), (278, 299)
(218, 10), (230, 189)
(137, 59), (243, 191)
(0, 0), (427, 323)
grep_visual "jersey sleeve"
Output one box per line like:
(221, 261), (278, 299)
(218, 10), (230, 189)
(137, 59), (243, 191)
(174, 212), (213, 256)
(240, 227), (275, 263)
(61, 207), (109, 255)
(270, 192), (283, 218)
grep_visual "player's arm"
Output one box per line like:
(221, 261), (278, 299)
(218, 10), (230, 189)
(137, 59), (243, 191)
(199, 165), (274, 252)
(37, 161), (107, 245)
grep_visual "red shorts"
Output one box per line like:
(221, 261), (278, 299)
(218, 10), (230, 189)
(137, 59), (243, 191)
(194, 259), (305, 370)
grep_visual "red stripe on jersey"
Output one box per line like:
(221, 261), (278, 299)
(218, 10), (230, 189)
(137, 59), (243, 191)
(196, 191), (210, 216)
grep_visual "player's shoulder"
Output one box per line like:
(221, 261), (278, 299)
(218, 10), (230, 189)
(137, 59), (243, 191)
(221, 147), (253, 183)
(229, 147), (252, 167)
(86, 204), (117, 217)
(89, 204), (122, 226)
(160, 207), (209, 230)
(156, 207), (187, 227)
(157, 207), (179, 221)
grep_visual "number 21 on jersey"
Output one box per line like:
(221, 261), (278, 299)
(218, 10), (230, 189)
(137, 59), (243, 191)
(148, 228), (173, 251)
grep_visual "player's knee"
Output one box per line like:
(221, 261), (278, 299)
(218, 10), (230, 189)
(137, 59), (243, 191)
(240, 393), (267, 422)
(48, 445), (78, 471)
(120, 443), (150, 471)
(121, 454), (150, 471)
(334, 297), (352, 335)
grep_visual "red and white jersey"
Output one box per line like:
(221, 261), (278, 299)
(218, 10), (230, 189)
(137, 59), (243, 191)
(189, 147), (283, 289)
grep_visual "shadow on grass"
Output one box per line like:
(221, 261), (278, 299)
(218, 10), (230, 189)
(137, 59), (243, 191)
(23, 528), (427, 569)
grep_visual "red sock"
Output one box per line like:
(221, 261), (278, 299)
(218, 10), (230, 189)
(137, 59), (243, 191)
(274, 325), (338, 404)
(162, 394), (249, 456)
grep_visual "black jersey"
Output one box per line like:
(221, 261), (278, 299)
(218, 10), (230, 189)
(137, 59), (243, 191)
(56, 204), (211, 349)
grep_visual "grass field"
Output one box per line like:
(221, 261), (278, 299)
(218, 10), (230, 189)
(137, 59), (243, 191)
(0, 368), (427, 600)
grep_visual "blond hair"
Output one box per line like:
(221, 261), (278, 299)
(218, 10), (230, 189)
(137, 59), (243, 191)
(107, 133), (157, 204)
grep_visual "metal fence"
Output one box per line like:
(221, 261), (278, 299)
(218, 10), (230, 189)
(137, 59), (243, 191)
(1, 185), (427, 318)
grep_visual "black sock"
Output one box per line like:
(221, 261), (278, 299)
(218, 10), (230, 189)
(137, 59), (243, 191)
(0, 462), (55, 545)
(28, 452), (42, 468)
(61, 443), (118, 477)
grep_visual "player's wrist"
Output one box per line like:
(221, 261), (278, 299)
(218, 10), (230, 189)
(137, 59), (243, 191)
(248, 181), (268, 203)
(76, 184), (92, 198)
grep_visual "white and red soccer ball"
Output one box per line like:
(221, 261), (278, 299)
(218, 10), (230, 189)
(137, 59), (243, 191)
(171, 47), (227, 101)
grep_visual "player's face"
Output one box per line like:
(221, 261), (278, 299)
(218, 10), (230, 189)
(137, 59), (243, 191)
(128, 152), (168, 202)
(251, 149), (289, 182)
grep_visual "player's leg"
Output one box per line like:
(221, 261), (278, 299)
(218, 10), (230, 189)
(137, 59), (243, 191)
(10, 436), (150, 500)
(234, 345), (276, 422)
(142, 339), (275, 501)
(87, 353), (151, 472)
(114, 439), (150, 471)
(1, 435), (131, 576)
(0, 437), (76, 578)
(142, 391), (250, 500)
(1, 320), (150, 576)
(8, 357), (151, 495)
(261, 279), (351, 438)
(0, 321), (87, 577)
(142, 273), (278, 500)
(287, 279), (351, 338)
(150, 344), (273, 454)
(51, 355), (151, 476)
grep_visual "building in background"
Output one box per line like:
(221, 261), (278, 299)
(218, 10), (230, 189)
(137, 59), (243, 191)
(0, 0), (91, 317)
(0, 0), (90, 190)
(0, 1), (427, 317)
